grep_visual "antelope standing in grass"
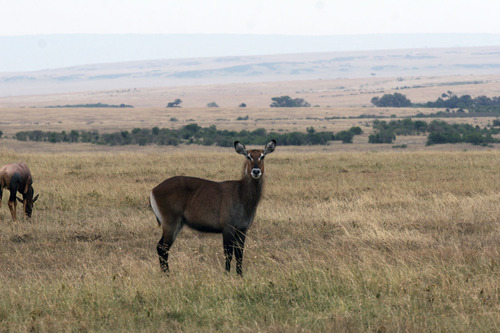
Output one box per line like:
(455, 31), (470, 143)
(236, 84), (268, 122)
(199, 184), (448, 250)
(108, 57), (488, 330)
(150, 140), (276, 276)
(0, 162), (39, 220)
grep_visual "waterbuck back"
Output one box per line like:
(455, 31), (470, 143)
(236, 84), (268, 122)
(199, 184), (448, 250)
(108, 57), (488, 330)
(150, 140), (276, 275)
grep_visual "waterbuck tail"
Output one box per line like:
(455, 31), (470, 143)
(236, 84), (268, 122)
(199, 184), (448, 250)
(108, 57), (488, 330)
(150, 191), (162, 226)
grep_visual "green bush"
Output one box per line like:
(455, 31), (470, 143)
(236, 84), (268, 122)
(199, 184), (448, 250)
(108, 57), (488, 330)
(426, 120), (498, 145)
(349, 126), (363, 135)
(270, 96), (311, 107)
(371, 93), (412, 107)
(369, 129), (396, 144)
(335, 131), (354, 143)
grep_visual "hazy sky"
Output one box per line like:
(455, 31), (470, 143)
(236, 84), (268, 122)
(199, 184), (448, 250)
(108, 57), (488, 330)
(2, 0), (500, 36)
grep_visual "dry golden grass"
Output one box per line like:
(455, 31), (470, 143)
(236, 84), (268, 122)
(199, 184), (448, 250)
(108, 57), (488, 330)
(0, 147), (498, 332)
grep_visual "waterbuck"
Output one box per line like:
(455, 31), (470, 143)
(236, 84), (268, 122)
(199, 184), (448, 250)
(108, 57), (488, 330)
(150, 140), (276, 276)
(0, 162), (39, 220)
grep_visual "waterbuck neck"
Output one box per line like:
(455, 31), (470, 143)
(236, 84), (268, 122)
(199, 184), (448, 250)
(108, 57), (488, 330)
(239, 172), (264, 215)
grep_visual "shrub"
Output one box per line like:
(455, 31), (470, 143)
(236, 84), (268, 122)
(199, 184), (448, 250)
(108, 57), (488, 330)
(369, 129), (395, 144)
(371, 93), (412, 107)
(166, 99), (182, 108)
(349, 127), (363, 135)
(270, 96), (311, 107)
(335, 131), (354, 143)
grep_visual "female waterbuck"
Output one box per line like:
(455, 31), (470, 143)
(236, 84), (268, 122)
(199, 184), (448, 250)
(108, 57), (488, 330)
(150, 140), (276, 276)
(0, 162), (39, 220)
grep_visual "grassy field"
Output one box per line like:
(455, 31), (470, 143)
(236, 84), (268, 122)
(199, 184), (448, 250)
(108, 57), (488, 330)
(0, 147), (498, 332)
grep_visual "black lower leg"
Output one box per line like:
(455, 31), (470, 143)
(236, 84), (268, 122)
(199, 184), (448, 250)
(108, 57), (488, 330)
(223, 229), (234, 273)
(157, 240), (170, 273)
(234, 231), (246, 276)
(224, 247), (233, 272)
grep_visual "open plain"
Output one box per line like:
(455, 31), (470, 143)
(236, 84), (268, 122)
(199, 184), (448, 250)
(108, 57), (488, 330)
(0, 148), (498, 332)
(0, 47), (500, 331)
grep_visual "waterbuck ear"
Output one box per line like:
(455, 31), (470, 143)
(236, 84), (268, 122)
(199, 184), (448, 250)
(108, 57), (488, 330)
(234, 141), (248, 156)
(263, 139), (276, 155)
(33, 194), (39, 203)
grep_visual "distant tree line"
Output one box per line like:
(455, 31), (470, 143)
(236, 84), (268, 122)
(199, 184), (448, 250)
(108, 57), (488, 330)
(425, 121), (499, 146)
(10, 119), (498, 146)
(369, 118), (500, 146)
(416, 92), (500, 111)
(371, 92), (500, 115)
(13, 124), (363, 147)
(15, 130), (99, 143)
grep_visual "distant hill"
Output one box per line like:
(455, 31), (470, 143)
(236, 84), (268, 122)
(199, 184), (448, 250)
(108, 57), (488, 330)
(1, 44), (500, 98)
(2, 33), (500, 73)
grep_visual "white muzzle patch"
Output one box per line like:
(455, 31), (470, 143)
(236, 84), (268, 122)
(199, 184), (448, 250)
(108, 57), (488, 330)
(251, 168), (262, 179)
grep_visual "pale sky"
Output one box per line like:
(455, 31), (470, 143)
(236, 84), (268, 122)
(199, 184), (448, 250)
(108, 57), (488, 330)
(1, 0), (500, 36)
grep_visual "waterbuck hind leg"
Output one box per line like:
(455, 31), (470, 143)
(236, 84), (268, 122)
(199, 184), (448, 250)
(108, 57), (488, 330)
(156, 215), (184, 274)
(157, 236), (170, 273)
(234, 230), (247, 276)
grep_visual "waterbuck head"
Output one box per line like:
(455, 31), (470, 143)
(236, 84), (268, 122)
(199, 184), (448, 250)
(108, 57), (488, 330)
(17, 185), (39, 218)
(235, 140), (276, 180)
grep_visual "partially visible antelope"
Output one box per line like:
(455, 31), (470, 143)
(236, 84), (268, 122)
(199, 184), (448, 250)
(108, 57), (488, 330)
(0, 162), (39, 220)
(150, 140), (276, 276)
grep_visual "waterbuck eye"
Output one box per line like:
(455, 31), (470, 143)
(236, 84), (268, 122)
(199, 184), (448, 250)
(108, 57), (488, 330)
(259, 154), (265, 161)
(246, 155), (252, 161)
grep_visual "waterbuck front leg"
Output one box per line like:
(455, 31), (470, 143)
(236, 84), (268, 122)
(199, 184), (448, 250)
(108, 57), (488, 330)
(234, 229), (247, 276)
(223, 227), (234, 273)
(223, 226), (247, 276)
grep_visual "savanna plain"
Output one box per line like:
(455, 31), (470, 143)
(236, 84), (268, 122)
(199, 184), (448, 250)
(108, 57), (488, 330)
(1, 148), (499, 332)
(0, 75), (500, 332)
